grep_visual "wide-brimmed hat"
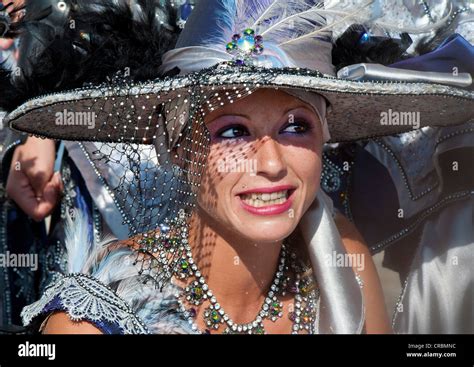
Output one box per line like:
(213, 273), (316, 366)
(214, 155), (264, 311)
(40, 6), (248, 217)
(4, 0), (473, 143)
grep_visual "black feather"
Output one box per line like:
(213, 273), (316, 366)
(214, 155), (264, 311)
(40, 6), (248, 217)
(332, 24), (412, 70)
(0, 0), (181, 112)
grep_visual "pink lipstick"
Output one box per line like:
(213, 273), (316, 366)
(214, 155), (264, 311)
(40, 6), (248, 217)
(237, 185), (296, 216)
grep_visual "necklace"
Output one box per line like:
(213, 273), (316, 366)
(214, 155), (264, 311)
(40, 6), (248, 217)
(135, 212), (320, 334)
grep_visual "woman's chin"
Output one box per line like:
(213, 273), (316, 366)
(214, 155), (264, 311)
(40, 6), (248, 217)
(243, 229), (294, 244)
(232, 217), (298, 244)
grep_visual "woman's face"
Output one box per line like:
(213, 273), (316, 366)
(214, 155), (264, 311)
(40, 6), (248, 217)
(197, 88), (323, 244)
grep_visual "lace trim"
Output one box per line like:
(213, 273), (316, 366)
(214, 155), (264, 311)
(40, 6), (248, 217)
(21, 273), (149, 334)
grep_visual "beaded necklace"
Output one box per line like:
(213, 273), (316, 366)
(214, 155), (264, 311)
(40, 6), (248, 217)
(136, 213), (319, 334)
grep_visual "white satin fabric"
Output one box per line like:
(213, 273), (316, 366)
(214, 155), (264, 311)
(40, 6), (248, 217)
(393, 197), (473, 333)
(300, 190), (365, 334)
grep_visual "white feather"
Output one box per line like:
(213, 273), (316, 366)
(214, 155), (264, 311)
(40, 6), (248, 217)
(197, 0), (451, 60)
(64, 209), (117, 274)
(231, 0), (378, 49)
(64, 210), (92, 274)
(260, 2), (327, 37)
(280, 1), (375, 45)
(249, 0), (280, 30)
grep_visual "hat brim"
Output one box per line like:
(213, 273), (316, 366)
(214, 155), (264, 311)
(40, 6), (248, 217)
(6, 64), (474, 143)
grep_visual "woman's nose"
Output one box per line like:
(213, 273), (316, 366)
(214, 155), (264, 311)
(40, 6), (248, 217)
(254, 137), (287, 179)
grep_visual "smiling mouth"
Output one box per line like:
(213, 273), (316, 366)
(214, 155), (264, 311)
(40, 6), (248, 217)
(239, 189), (293, 207)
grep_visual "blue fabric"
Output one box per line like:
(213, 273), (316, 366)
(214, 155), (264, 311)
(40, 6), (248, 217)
(390, 34), (474, 75)
(42, 296), (123, 335)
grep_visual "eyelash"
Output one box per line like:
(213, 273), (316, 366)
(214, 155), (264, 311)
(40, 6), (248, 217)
(216, 124), (249, 139)
(216, 120), (312, 139)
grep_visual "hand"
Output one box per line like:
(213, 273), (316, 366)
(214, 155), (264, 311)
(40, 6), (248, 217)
(0, 0), (23, 61)
(6, 137), (63, 222)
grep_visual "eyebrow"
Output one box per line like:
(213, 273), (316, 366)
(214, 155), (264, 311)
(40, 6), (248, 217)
(207, 105), (314, 123)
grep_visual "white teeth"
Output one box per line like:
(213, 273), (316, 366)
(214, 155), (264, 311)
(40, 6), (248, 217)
(240, 189), (291, 207)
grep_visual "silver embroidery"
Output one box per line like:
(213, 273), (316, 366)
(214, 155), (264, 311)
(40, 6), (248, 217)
(21, 273), (149, 334)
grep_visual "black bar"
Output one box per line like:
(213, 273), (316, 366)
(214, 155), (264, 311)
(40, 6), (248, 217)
(0, 334), (472, 366)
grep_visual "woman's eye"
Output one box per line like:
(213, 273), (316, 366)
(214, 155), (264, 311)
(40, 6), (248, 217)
(281, 121), (310, 134)
(218, 125), (249, 139)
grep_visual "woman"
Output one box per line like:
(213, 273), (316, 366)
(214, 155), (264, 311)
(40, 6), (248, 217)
(39, 88), (390, 334)
(5, 0), (473, 334)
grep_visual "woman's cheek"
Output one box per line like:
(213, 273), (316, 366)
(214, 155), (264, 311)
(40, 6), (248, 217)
(289, 146), (322, 201)
(197, 145), (235, 213)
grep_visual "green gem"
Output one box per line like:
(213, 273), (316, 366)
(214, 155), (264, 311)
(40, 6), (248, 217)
(254, 326), (265, 334)
(145, 237), (154, 246)
(211, 311), (221, 323)
(170, 237), (179, 245)
(271, 301), (282, 315)
(226, 42), (236, 51)
(191, 286), (203, 300)
(243, 28), (255, 36)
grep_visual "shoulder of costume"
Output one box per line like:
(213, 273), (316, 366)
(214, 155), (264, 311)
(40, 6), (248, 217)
(21, 211), (193, 334)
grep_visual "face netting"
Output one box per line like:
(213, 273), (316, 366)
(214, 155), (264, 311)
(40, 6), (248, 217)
(83, 82), (257, 288)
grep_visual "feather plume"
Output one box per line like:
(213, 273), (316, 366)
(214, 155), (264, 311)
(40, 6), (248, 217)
(228, 0), (453, 47)
(0, 1), (52, 111)
(64, 209), (93, 274)
(188, 1), (333, 50)
(229, 0), (377, 45)
(331, 24), (412, 70)
(63, 206), (118, 274)
(278, 0), (375, 46)
(0, 0), (181, 113)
